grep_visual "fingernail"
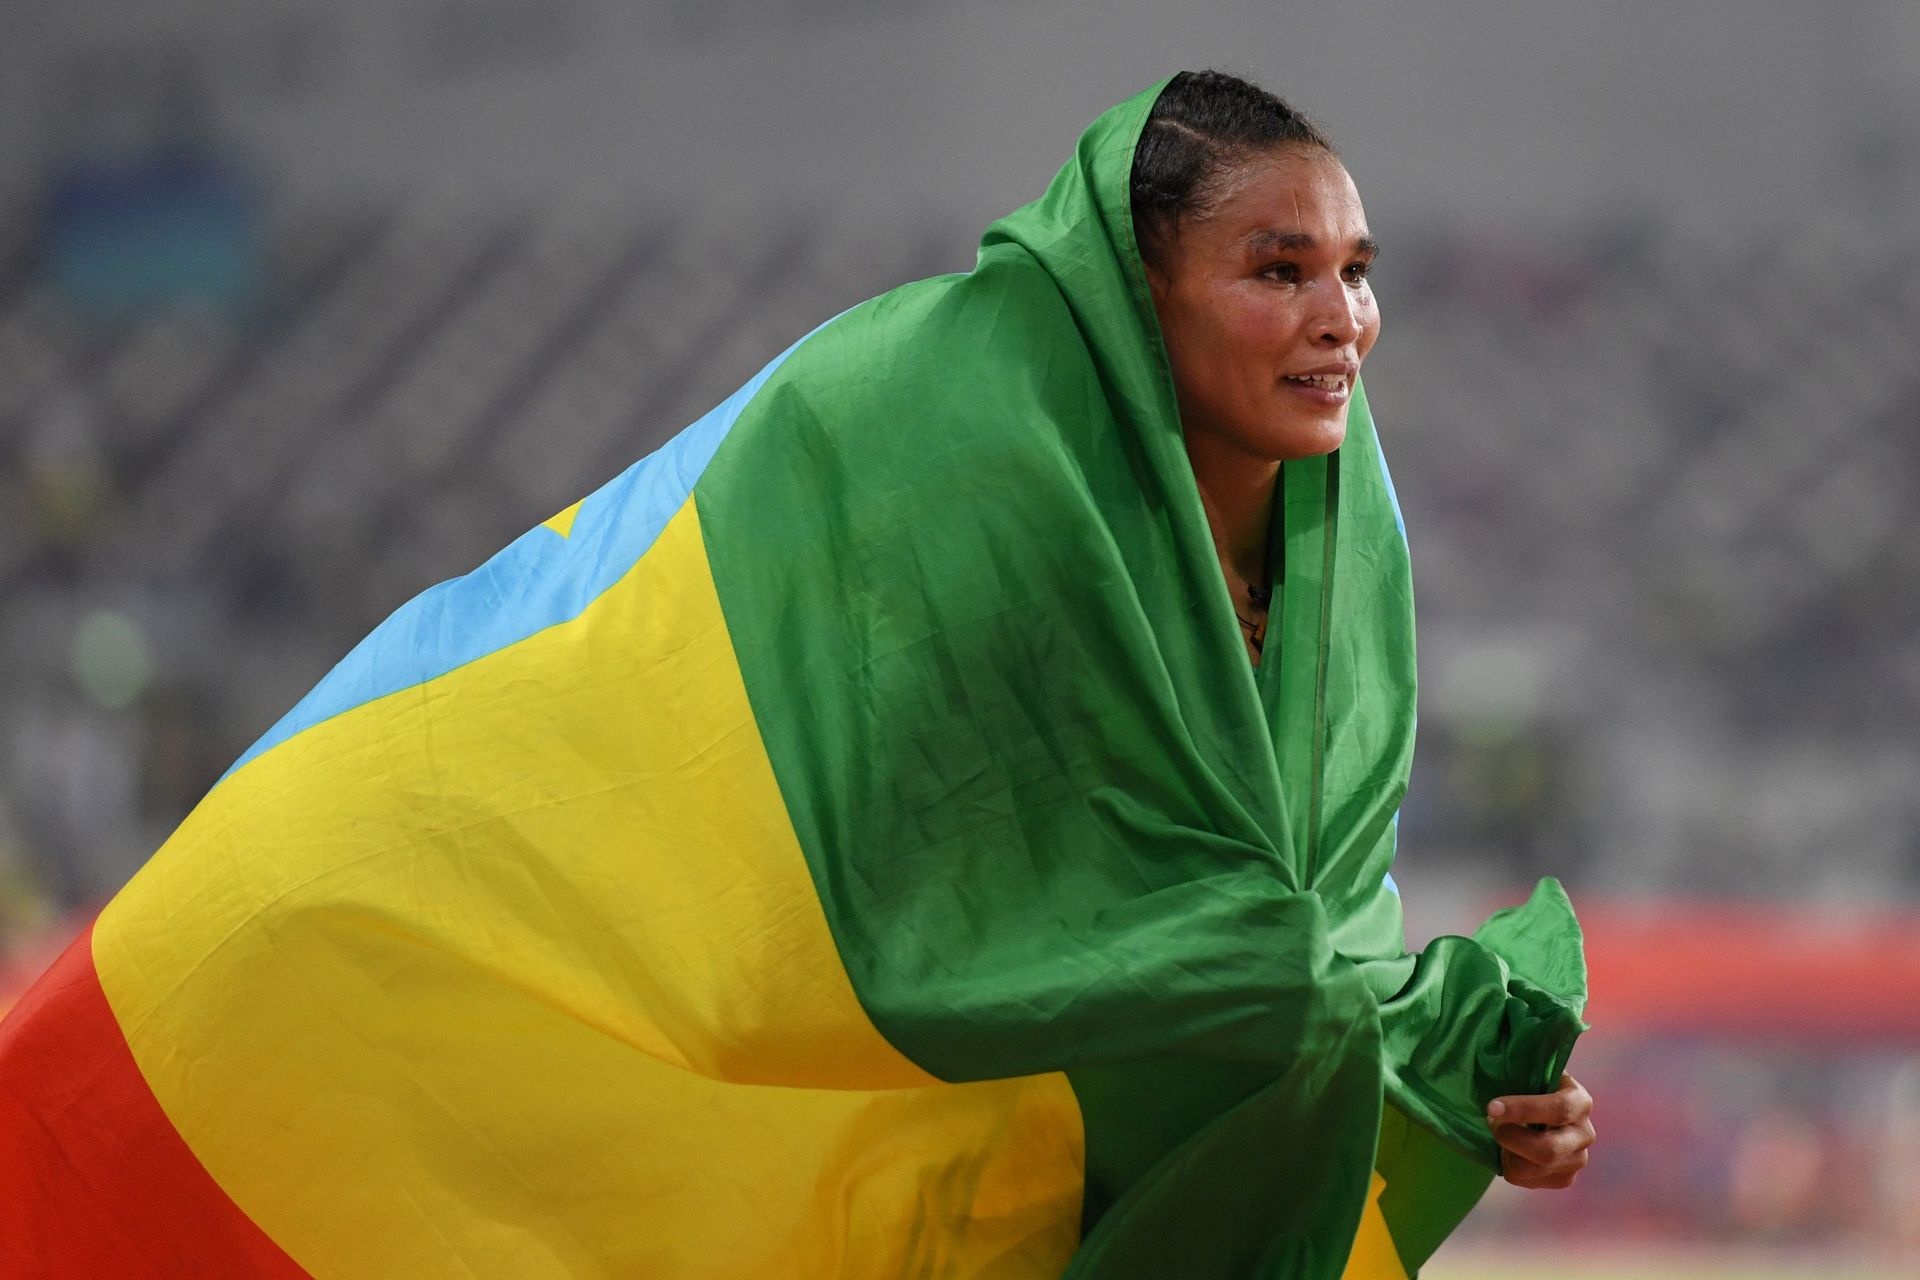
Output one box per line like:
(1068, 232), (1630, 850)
(1487, 1100), (1507, 1119)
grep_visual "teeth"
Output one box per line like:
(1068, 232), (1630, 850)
(1284, 373), (1347, 391)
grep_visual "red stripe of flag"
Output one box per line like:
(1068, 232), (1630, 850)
(0, 923), (310, 1277)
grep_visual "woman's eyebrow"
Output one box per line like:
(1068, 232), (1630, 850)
(1245, 229), (1315, 254)
(1244, 229), (1381, 257)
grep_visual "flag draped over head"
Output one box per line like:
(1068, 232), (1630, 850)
(0, 80), (1586, 1278)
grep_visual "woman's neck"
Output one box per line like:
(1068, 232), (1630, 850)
(1186, 431), (1280, 588)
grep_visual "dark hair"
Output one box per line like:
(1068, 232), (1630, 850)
(1129, 70), (1336, 268)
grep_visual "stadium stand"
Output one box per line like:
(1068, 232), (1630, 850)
(0, 204), (1915, 912)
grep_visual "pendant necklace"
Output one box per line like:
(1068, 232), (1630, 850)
(1236, 535), (1274, 655)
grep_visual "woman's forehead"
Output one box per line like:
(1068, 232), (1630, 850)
(1210, 151), (1369, 246)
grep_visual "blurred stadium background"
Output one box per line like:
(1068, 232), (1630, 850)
(2, 1), (1917, 1274)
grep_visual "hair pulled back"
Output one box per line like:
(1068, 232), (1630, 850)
(1129, 70), (1335, 269)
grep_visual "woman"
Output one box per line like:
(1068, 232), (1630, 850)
(1133, 72), (1595, 1195)
(0, 73), (1588, 1278)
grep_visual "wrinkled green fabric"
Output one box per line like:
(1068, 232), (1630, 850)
(696, 78), (1588, 1277)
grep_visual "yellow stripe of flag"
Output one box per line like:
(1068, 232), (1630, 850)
(94, 499), (1083, 1277)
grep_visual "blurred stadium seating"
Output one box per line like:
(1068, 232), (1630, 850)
(2, 200), (1914, 909)
(1380, 219), (1920, 900)
(3, 3), (1917, 1273)
(1, 195), (1916, 1268)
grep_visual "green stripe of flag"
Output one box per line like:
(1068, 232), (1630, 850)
(695, 80), (1585, 1277)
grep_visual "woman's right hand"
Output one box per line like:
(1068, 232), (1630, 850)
(1487, 1072), (1595, 1190)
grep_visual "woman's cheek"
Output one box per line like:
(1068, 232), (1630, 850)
(1357, 287), (1382, 356)
(1227, 297), (1292, 354)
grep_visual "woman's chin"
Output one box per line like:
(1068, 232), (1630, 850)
(1269, 411), (1348, 460)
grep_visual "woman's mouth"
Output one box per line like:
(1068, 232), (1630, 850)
(1280, 372), (1351, 404)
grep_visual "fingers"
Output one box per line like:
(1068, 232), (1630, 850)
(1489, 1073), (1595, 1191)
(1493, 1116), (1594, 1167)
(1501, 1144), (1590, 1190)
(1485, 1073), (1592, 1129)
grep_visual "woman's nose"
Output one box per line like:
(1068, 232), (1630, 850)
(1313, 281), (1363, 346)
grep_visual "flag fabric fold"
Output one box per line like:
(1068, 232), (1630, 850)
(0, 80), (1586, 1278)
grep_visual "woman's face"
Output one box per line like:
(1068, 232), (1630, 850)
(1144, 146), (1380, 462)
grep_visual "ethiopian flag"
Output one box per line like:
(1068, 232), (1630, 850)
(0, 81), (1585, 1278)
